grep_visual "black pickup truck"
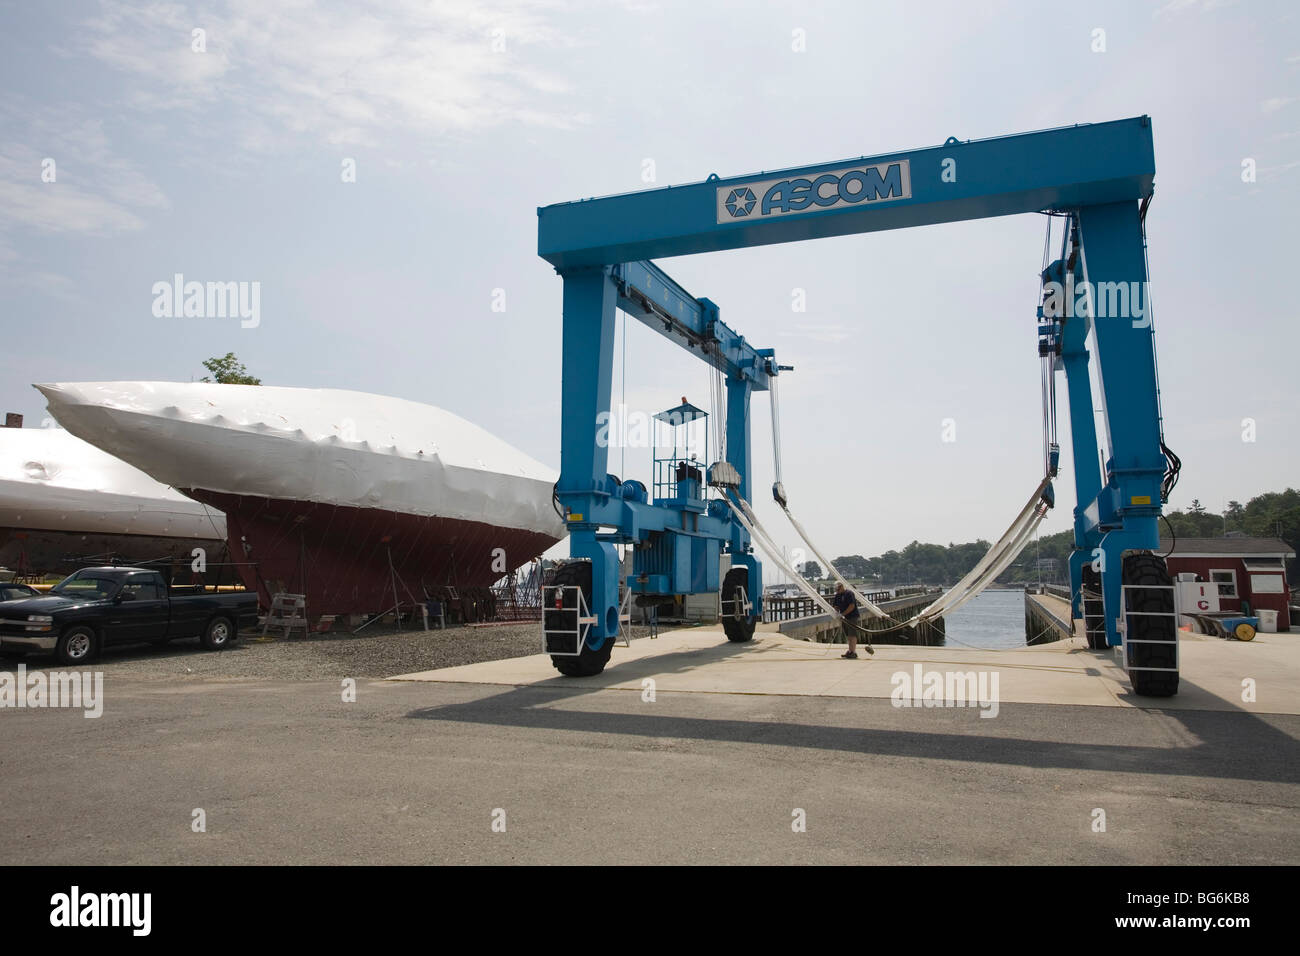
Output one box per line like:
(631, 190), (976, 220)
(0, 567), (259, 664)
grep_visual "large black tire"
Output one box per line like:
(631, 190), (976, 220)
(721, 567), (756, 643)
(56, 625), (97, 665)
(1124, 553), (1179, 698)
(200, 615), (237, 650)
(545, 561), (613, 677)
(1080, 564), (1108, 650)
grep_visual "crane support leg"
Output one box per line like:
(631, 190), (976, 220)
(1061, 349), (1102, 621)
(1073, 201), (1165, 649)
(724, 374), (761, 613)
(557, 266), (621, 644)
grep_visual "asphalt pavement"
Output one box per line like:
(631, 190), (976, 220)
(2, 670), (1295, 865)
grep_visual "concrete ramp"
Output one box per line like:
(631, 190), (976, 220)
(389, 628), (1300, 715)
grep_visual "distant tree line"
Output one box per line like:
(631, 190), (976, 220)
(804, 489), (1300, 586)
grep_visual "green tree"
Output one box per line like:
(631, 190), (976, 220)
(1166, 504), (1223, 538)
(1225, 500), (1245, 534)
(800, 560), (824, 580)
(1240, 489), (1300, 578)
(831, 555), (871, 579)
(201, 353), (261, 385)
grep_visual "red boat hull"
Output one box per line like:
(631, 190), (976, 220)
(188, 490), (559, 620)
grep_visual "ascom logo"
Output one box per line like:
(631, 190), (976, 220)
(723, 186), (757, 218)
(715, 159), (911, 224)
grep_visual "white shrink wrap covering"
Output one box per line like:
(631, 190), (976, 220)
(35, 382), (565, 539)
(0, 426), (226, 539)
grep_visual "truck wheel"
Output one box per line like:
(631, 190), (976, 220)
(721, 567), (756, 643)
(545, 561), (613, 677)
(57, 626), (97, 665)
(1080, 564), (1107, 649)
(201, 615), (237, 650)
(1124, 554), (1179, 698)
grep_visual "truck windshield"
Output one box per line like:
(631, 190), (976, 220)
(50, 573), (121, 601)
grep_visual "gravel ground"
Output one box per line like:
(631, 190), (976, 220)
(11, 620), (664, 682)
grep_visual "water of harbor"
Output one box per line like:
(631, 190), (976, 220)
(940, 588), (1030, 650)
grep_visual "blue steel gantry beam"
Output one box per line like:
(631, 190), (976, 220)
(539, 117), (1154, 268)
(611, 261), (776, 392)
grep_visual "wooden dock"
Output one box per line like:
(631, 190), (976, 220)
(1024, 587), (1077, 645)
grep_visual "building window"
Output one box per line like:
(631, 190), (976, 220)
(1244, 558), (1284, 571)
(1210, 569), (1237, 598)
(1250, 574), (1285, 595)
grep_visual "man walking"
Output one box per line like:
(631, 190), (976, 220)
(832, 582), (861, 659)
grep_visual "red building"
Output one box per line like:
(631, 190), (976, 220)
(1160, 536), (1294, 632)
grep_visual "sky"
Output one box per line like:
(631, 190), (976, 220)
(0, 0), (1296, 571)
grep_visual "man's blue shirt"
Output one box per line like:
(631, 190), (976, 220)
(832, 590), (859, 620)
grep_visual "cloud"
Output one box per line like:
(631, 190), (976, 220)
(75, 0), (590, 150)
(1155, 0), (1236, 15)
(1257, 159), (1300, 177)
(78, 0), (232, 109)
(1262, 97), (1296, 114)
(14, 270), (87, 304)
(0, 103), (169, 238)
(4, 0), (594, 244)
(0, 100), (170, 304)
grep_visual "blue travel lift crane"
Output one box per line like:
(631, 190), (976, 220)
(538, 115), (1181, 696)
